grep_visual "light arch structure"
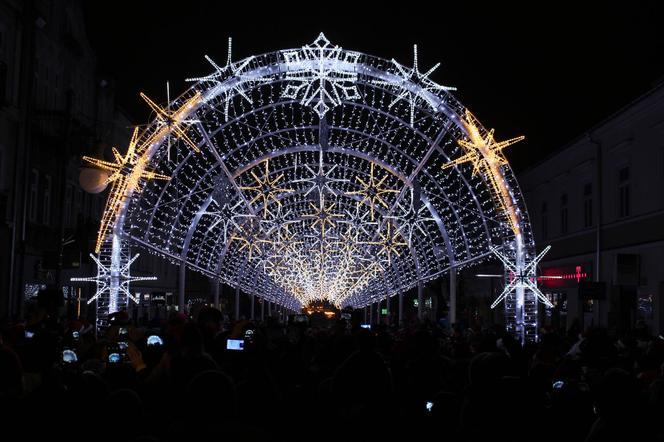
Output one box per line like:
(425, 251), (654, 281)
(78, 34), (549, 343)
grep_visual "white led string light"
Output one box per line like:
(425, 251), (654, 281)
(72, 34), (546, 342)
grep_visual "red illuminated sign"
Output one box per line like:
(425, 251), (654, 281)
(540, 264), (590, 288)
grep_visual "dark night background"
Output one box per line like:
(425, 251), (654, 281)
(82, 1), (664, 171)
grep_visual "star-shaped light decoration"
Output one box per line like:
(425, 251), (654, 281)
(186, 37), (268, 121)
(338, 204), (377, 241)
(230, 216), (273, 261)
(385, 188), (435, 247)
(200, 200), (244, 243)
(282, 33), (362, 118)
(441, 110), (525, 234)
(301, 196), (344, 238)
(363, 220), (407, 266)
(140, 84), (201, 161)
(347, 162), (399, 221)
(82, 127), (171, 185)
(373, 44), (456, 126)
(293, 161), (349, 198)
(239, 159), (293, 216)
(84, 128), (171, 253)
(489, 245), (553, 309)
(71, 253), (156, 305)
(260, 205), (300, 239)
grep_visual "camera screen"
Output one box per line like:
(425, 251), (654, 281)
(226, 339), (244, 351)
(62, 349), (78, 363)
(147, 335), (163, 346)
(108, 352), (121, 363)
(25, 330), (34, 339)
(360, 324), (371, 330)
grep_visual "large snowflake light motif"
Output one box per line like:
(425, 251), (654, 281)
(374, 44), (456, 126)
(239, 159), (294, 216)
(490, 245), (553, 309)
(282, 33), (361, 118)
(187, 38), (267, 121)
(347, 162), (400, 221)
(71, 253), (156, 305)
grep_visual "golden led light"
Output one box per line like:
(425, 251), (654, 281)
(140, 91), (202, 153)
(79, 35), (543, 343)
(240, 159), (294, 216)
(442, 110), (524, 234)
(230, 217), (273, 261)
(301, 196), (344, 238)
(86, 128), (172, 254)
(347, 162), (399, 221)
(363, 221), (407, 266)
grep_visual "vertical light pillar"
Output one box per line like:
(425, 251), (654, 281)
(250, 294), (255, 320)
(515, 235), (526, 344)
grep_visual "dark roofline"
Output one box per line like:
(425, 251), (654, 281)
(518, 78), (664, 175)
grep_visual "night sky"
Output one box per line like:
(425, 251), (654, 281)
(83, 2), (664, 171)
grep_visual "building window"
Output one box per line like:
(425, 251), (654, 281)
(43, 174), (51, 225)
(541, 201), (548, 239)
(618, 166), (630, 218)
(64, 184), (73, 227)
(28, 169), (39, 222)
(560, 193), (568, 235)
(583, 183), (593, 228)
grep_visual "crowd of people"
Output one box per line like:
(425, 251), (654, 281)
(1, 291), (663, 442)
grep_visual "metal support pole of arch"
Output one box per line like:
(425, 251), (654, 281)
(449, 267), (457, 328)
(234, 287), (240, 320)
(212, 279), (220, 309)
(178, 262), (186, 314)
(417, 283), (424, 321)
(398, 292), (404, 326)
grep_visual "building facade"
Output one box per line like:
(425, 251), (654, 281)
(519, 82), (664, 334)
(0, 0), (189, 322)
